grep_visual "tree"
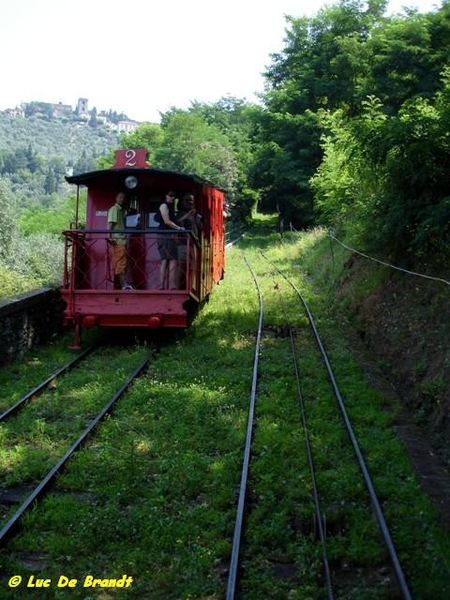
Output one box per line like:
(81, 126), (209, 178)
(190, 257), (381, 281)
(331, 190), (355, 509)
(310, 100), (386, 242)
(19, 194), (81, 235)
(364, 12), (438, 113)
(252, 0), (450, 242)
(117, 100), (257, 223)
(253, 0), (386, 225)
(73, 150), (98, 175)
(265, 0), (386, 115)
(311, 70), (450, 262)
(89, 107), (99, 129)
(120, 123), (163, 166)
(156, 109), (238, 192)
(25, 144), (42, 173)
(0, 178), (17, 261)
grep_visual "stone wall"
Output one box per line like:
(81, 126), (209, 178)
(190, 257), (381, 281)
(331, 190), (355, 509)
(0, 288), (65, 365)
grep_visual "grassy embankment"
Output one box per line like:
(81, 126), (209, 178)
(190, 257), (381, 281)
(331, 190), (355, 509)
(0, 215), (449, 599)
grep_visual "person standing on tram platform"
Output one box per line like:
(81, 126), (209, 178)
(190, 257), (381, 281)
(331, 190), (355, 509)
(157, 190), (184, 289)
(108, 191), (133, 289)
(176, 192), (202, 288)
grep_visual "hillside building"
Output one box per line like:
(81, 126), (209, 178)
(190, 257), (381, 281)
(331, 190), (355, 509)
(76, 98), (89, 117)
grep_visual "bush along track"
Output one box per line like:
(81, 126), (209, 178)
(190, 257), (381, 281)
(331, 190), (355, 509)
(0, 217), (448, 599)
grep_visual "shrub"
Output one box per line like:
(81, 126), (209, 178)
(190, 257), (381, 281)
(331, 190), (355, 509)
(9, 233), (64, 286)
(0, 261), (39, 300)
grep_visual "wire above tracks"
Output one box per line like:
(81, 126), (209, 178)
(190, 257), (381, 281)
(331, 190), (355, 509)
(328, 233), (450, 288)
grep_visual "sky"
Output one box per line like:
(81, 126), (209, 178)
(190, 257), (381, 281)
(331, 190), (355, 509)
(0, 0), (442, 123)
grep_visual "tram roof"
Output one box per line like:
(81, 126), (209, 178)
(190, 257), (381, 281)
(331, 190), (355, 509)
(65, 166), (224, 191)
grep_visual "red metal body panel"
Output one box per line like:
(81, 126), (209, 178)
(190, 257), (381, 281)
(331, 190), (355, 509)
(61, 149), (225, 346)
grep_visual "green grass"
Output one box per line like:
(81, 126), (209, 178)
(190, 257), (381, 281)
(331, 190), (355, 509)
(0, 216), (449, 599)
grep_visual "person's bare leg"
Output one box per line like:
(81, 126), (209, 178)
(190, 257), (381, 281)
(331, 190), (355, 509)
(159, 259), (168, 289)
(168, 260), (178, 289)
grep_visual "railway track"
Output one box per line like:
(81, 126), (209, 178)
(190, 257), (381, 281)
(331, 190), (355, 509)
(0, 346), (95, 422)
(226, 252), (413, 599)
(0, 346), (152, 545)
(0, 241), (448, 598)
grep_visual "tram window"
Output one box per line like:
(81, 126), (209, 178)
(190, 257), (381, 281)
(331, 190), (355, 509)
(126, 214), (140, 228)
(148, 213), (159, 227)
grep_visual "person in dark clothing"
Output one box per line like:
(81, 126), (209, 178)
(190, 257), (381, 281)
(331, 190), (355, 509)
(157, 190), (184, 289)
(176, 193), (202, 289)
(177, 193), (202, 238)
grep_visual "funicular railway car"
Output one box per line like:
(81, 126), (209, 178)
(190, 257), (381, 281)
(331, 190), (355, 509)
(62, 148), (225, 347)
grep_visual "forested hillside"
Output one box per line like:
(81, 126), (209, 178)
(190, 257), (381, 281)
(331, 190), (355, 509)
(0, 112), (119, 161)
(0, 112), (120, 205)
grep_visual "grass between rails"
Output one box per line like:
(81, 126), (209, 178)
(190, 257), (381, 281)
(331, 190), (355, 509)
(0, 332), (82, 414)
(244, 223), (450, 598)
(0, 344), (149, 485)
(0, 216), (448, 599)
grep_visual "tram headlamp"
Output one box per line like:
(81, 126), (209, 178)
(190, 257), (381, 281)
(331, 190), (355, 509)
(125, 175), (138, 189)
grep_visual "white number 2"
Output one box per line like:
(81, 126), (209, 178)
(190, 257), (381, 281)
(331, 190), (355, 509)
(125, 149), (137, 167)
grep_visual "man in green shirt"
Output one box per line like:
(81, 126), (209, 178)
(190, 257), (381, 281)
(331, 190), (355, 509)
(108, 192), (130, 289)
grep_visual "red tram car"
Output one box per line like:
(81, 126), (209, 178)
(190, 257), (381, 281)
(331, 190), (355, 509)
(61, 148), (226, 347)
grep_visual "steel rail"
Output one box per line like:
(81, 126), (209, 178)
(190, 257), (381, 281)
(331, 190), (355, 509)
(276, 287), (334, 600)
(226, 254), (264, 600)
(265, 255), (413, 600)
(0, 346), (95, 422)
(0, 354), (150, 545)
